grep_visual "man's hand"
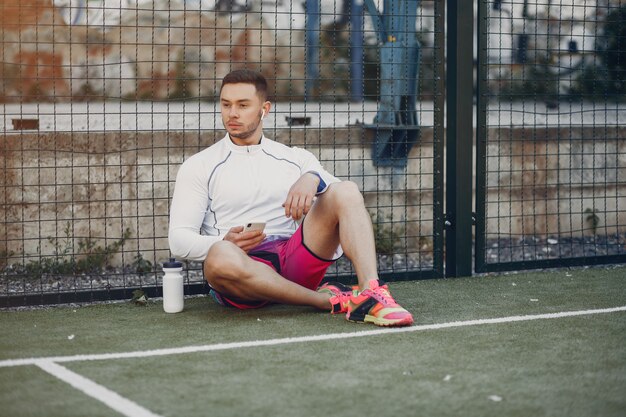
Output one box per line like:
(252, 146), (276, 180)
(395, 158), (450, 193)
(223, 226), (266, 253)
(282, 172), (320, 221)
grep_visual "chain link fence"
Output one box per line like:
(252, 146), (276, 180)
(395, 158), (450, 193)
(1, 0), (445, 306)
(2, 0), (623, 306)
(475, 0), (626, 272)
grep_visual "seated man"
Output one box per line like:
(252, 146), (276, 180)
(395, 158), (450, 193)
(168, 69), (413, 327)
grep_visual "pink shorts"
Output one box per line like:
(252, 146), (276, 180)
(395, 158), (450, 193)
(208, 223), (338, 309)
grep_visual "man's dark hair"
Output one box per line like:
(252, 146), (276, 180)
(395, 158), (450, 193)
(220, 69), (268, 101)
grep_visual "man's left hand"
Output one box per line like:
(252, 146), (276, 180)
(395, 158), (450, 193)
(282, 173), (319, 221)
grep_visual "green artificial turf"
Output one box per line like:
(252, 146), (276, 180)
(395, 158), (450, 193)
(0, 266), (625, 417)
(67, 313), (626, 417)
(0, 366), (119, 417)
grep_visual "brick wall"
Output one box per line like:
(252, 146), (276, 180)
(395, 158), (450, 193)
(0, 0), (305, 102)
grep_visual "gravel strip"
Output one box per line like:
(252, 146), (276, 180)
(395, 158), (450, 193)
(1, 234), (624, 302)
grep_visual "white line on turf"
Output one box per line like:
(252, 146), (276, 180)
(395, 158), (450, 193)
(2, 305), (625, 368)
(36, 361), (163, 417)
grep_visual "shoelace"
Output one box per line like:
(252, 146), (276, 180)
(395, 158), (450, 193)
(332, 289), (352, 304)
(370, 285), (398, 306)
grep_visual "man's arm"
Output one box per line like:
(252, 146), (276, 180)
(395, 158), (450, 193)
(169, 160), (267, 260)
(282, 172), (321, 221)
(282, 148), (341, 221)
(168, 162), (221, 261)
(294, 146), (340, 192)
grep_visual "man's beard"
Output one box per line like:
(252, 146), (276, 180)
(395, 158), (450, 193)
(226, 118), (261, 141)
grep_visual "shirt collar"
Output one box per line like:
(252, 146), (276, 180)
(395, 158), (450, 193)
(224, 134), (265, 153)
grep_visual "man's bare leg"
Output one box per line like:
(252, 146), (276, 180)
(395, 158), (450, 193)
(302, 181), (379, 291)
(204, 240), (331, 310)
(302, 181), (414, 326)
(204, 181), (380, 307)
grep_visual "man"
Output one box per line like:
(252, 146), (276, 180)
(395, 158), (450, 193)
(168, 69), (413, 327)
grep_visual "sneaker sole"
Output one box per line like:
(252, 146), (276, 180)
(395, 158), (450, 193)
(347, 313), (414, 327)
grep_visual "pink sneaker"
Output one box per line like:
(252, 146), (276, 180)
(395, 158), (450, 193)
(347, 280), (414, 327)
(317, 282), (356, 314)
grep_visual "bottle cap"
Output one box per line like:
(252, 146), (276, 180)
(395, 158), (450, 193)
(162, 258), (183, 268)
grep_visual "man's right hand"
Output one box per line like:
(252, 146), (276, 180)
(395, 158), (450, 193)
(223, 226), (266, 253)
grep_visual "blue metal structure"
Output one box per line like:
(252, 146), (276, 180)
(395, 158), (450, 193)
(305, 0), (321, 99)
(350, 0), (365, 102)
(363, 0), (421, 167)
(305, 0), (420, 166)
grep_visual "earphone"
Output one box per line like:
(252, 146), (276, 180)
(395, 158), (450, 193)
(260, 109), (266, 120)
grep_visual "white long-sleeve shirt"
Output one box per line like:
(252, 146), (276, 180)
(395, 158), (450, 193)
(168, 134), (340, 261)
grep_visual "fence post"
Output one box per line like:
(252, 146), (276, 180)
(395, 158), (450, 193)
(445, 0), (474, 277)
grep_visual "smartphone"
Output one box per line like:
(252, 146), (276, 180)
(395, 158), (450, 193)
(243, 222), (266, 233)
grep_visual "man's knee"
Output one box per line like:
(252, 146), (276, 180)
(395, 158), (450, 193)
(326, 181), (364, 207)
(204, 241), (248, 284)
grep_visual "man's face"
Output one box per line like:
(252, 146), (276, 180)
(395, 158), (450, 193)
(220, 83), (268, 144)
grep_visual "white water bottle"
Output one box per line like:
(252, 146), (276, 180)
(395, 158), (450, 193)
(162, 258), (184, 313)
